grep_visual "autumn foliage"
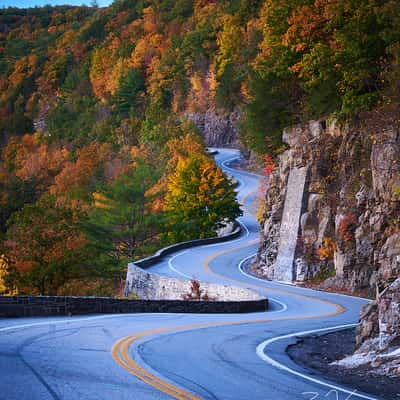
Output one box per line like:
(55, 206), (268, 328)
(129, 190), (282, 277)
(263, 154), (276, 176)
(338, 214), (358, 243)
(166, 155), (242, 241)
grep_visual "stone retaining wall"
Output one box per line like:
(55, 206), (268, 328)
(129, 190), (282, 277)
(0, 295), (268, 317)
(125, 263), (263, 301)
(124, 223), (265, 303)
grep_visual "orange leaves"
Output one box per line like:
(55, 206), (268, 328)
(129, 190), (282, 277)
(166, 133), (205, 169)
(90, 46), (128, 100)
(92, 192), (110, 209)
(143, 6), (159, 35)
(8, 54), (39, 87)
(5, 195), (89, 293)
(131, 33), (165, 70)
(186, 71), (212, 112)
(9, 134), (68, 190)
(283, 4), (328, 52)
(51, 142), (111, 197)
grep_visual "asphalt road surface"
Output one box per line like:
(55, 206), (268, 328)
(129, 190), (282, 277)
(0, 148), (376, 400)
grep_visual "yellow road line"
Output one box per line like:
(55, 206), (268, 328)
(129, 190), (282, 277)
(112, 242), (345, 400)
(112, 302), (345, 400)
(112, 331), (200, 400)
(202, 239), (259, 274)
(111, 170), (346, 399)
(202, 242), (346, 313)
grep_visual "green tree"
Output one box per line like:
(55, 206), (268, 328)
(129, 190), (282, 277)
(114, 68), (145, 117)
(166, 155), (242, 241)
(87, 162), (163, 262)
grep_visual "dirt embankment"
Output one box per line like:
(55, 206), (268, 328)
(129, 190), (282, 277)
(287, 328), (400, 400)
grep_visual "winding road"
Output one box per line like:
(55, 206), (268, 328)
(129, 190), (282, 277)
(0, 148), (375, 400)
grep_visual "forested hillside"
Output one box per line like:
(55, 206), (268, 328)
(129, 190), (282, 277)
(0, 0), (399, 296)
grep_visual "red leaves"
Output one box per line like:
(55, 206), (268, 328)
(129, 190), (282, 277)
(264, 154), (276, 176)
(181, 279), (215, 301)
(338, 214), (358, 242)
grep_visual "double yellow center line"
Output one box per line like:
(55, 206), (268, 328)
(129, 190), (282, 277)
(111, 174), (346, 399)
(112, 326), (202, 400)
(112, 305), (345, 400)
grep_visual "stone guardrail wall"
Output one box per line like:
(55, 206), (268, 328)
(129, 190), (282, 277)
(0, 296), (268, 317)
(126, 263), (263, 301)
(132, 223), (241, 269)
(125, 223), (266, 305)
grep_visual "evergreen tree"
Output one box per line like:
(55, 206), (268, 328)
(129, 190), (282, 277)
(87, 162), (163, 262)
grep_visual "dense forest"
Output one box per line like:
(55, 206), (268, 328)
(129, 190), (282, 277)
(0, 0), (399, 295)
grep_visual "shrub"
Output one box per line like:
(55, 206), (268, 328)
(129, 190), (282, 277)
(316, 237), (336, 261)
(181, 279), (215, 301)
(338, 214), (358, 243)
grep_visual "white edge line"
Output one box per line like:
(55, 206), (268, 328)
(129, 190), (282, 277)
(237, 253), (371, 303)
(256, 324), (378, 400)
(238, 253), (288, 313)
(204, 219), (251, 249)
(168, 250), (193, 279)
(0, 313), (188, 333)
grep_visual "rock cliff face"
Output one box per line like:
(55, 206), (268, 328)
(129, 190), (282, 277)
(335, 277), (400, 376)
(256, 118), (400, 368)
(186, 108), (240, 147)
(257, 118), (400, 294)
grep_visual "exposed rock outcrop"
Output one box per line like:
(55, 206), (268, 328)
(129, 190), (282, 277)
(256, 118), (400, 294)
(256, 116), (400, 375)
(334, 278), (400, 376)
(186, 108), (240, 147)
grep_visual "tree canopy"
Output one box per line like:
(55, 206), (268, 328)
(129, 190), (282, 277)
(166, 156), (242, 241)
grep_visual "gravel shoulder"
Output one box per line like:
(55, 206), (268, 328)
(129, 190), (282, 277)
(287, 328), (400, 400)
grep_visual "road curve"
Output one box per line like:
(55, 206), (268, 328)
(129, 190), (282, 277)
(0, 148), (375, 400)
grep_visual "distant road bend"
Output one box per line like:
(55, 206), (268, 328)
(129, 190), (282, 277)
(0, 148), (374, 400)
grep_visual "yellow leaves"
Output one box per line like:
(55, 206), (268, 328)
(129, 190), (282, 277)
(190, 72), (203, 92)
(208, 69), (218, 99)
(90, 47), (113, 100)
(93, 192), (111, 209)
(0, 254), (10, 294)
(216, 14), (243, 73)
(166, 133), (205, 170)
(90, 46), (128, 100)
(108, 59), (126, 96)
(316, 237), (336, 261)
(186, 71), (211, 112)
(167, 156), (224, 208)
(165, 153), (241, 240)
(8, 54), (39, 87)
